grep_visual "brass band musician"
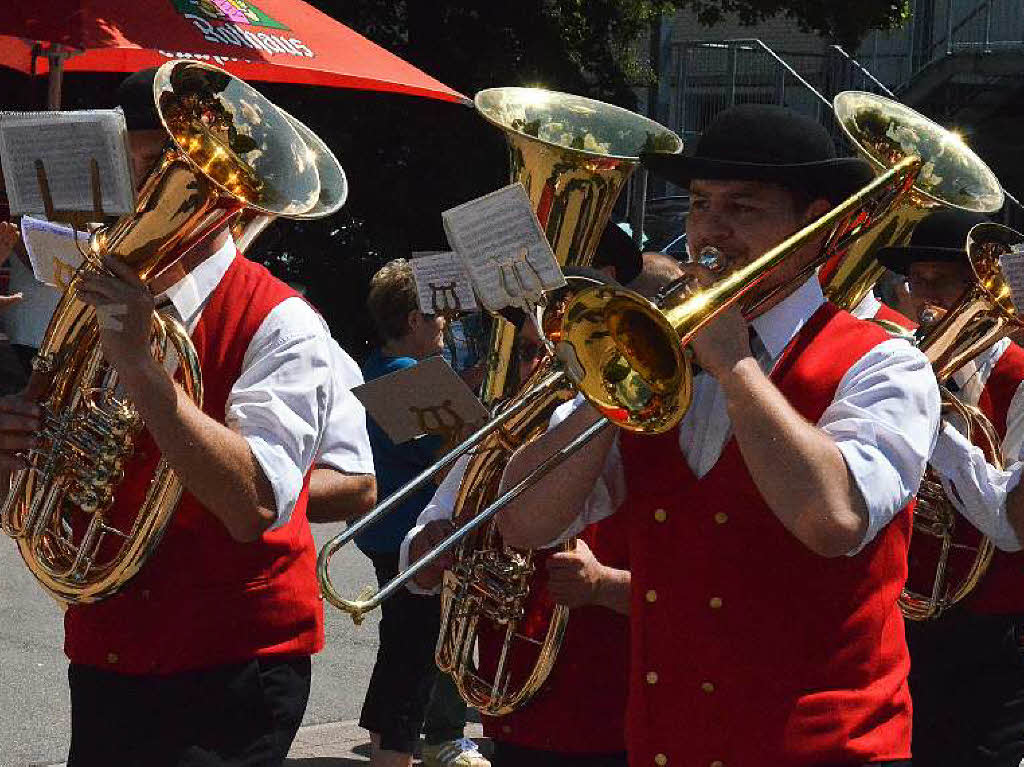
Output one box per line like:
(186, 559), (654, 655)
(495, 104), (941, 766)
(878, 208), (1024, 767)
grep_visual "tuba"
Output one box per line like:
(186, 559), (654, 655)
(317, 87), (682, 714)
(817, 92), (1008, 619)
(0, 60), (338, 603)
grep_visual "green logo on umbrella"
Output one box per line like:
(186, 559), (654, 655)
(171, 0), (288, 31)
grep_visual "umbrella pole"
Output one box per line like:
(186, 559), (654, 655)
(46, 44), (66, 110)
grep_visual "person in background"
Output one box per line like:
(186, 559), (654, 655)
(878, 208), (1024, 767)
(357, 258), (488, 767)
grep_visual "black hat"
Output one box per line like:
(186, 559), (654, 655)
(641, 103), (872, 204)
(116, 68), (161, 131)
(876, 208), (990, 275)
(593, 222), (643, 284)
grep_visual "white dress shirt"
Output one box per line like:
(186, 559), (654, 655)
(850, 290), (882, 321)
(556, 277), (940, 554)
(157, 238), (371, 529)
(927, 338), (1024, 551)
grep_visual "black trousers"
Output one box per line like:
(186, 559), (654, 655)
(67, 656), (311, 767)
(907, 611), (1024, 767)
(358, 551), (466, 753)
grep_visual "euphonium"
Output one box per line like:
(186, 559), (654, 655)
(0, 60), (329, 603)
(900, 223), (1024, 620)
(317, 87), (682, 715)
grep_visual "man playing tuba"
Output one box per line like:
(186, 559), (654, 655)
(879, 208), (1024, 767)
(0, 67), (375, 767)
(495, 104), (941, 767)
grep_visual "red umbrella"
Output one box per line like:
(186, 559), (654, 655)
(0, 1), (469, 105)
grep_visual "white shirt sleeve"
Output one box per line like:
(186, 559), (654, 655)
(398, 454), (471, 595)
(820, 337), (941, 555)
(225, 297), (333, 531)
(928, 381), (1024, 552)
(315, 338), (375, 476)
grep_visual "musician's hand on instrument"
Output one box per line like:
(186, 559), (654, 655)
(676, 263), (752, 379)
(546, 538), (605, 608)
(77, 255), (156, 374)
(0, 393), (41, 470)
(409, 519), (456, 589)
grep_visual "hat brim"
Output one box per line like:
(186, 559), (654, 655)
(875, 245), (968, 276)
(641, 152), (872, 204)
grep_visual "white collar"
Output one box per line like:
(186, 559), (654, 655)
(157, 237), (237, 325)
(750, 277), (825, 361)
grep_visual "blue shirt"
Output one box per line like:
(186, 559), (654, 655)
(355, 349), (443, 553)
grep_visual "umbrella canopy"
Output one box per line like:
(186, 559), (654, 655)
(0, 0), (468, 104)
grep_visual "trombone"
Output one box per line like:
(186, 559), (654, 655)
(319, 152), (924, 624)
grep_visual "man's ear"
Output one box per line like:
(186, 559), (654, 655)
(406, 309), (422, 335)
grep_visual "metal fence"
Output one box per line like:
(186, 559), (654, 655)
(858, 0), (1024, 91)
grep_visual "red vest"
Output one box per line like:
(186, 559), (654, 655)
(64, 254), (324, 674)
(965, 341), (1024, 614)
(480, 510), (630, 754)
(619, 304), (913, 766)
(873, 301), (916, 331)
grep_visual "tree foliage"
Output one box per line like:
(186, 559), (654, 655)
(677, 0), (912, 49)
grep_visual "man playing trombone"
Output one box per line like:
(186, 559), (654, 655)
(496, 104), (941, 767)
(879, 208), (1024, 767)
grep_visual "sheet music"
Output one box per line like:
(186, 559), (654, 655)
(0, 109), (134, 216)
(410, 251), (478, 313)
(20, 215), (90, 289)
(442, 183), (565, 312)
(1000, 243), (1024, 313)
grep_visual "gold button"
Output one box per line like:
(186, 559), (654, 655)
(502, 725), (512, 734)
(106, 652), (118, 665)
(701, 681), (715, 693)
(654, 508), (668, 522)
(646, 671), (659, 685)
(710, 762), (724, 767)
(709, 597), (723, 609)
(714, 512), (728, 524)
(655, 754), (668, 766)
(645, 589), (657, 603)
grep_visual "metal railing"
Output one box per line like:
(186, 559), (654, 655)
(857, 0), (1024, 91)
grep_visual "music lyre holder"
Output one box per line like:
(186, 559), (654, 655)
(494, 248), (555, 358)
(33, 156), (107, 275)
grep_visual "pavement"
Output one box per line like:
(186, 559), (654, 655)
(1, 520), (493, 767)
(34, 721), (490, 767)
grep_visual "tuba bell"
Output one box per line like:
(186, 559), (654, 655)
(0, 60), (338, 603)
(317, 87), (682, 714)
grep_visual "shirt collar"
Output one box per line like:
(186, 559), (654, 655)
(157, 237), (237, 325)
(750, 277), (825, 362)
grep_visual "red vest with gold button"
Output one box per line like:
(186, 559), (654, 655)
(965, 341), (1024, 615)
(619, 303), (913, 767)
(64, 253), (324, 674)
(480, 509), (630, 754)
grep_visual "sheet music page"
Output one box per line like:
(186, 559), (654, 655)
(442, 183), (565, 312)
(0, 109), (134, 216)
(1000, 243), (1024, 313)
(20, 215), (90, 289)
(410, 251), (478, 313)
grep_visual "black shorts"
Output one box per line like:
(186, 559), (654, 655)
(67, 655), (311, 767)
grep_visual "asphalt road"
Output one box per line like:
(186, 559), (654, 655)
(0, 520), (381, 767)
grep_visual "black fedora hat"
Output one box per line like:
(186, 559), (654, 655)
(593, 221), (643, 285)
(641, 103), (872, 204)
(116, 67), (161, 131)
(876, 208), (990, 275)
